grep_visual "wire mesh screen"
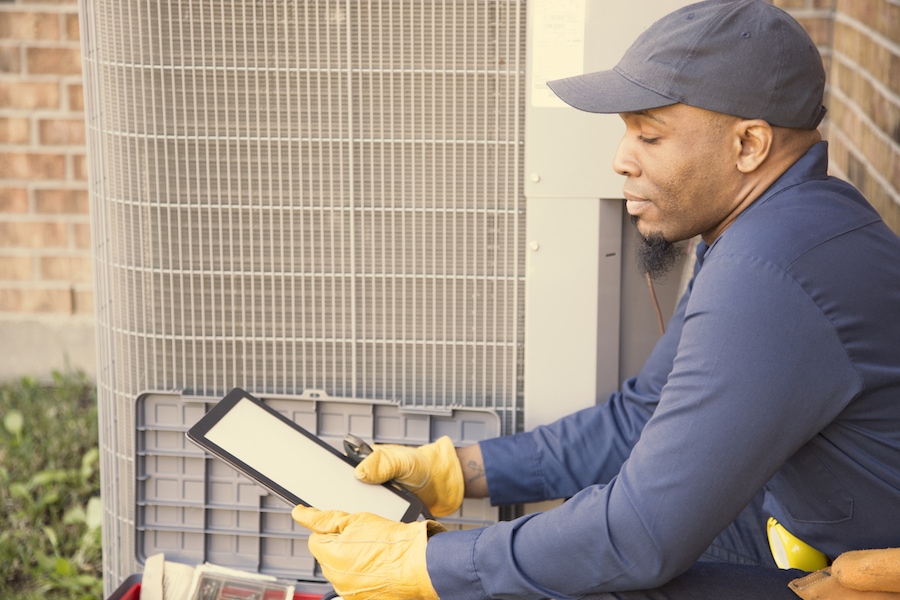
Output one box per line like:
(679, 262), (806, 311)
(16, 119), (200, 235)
(80, 0), (526, 589)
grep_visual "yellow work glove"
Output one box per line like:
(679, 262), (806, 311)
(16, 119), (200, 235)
(354, 435), (464, 517)
(789, 549), (900, 600)
(789, 568), (900, 600)
(833, 548), (900, 593)
(292, 506), (445, 600)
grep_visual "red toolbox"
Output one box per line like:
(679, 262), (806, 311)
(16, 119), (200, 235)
(107, 573), (331, 600)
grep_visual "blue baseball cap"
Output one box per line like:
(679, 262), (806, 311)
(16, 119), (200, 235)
(547, 0), (827, 130)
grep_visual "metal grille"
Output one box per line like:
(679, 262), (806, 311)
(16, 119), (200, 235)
(81, 0), (526, 590)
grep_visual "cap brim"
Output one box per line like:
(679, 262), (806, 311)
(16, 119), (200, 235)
(547, 68), (678, 114)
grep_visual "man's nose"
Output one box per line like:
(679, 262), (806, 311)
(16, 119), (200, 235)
(612, 137), (639, 177)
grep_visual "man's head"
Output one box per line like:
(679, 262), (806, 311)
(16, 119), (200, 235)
(547, 0), (827, 130)
(548, 0), (827, 276)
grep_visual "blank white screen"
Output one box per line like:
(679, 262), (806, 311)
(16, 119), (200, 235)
(204, 397), (413, 521)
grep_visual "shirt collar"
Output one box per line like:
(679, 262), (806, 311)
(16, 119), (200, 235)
(750, 140), (829, 208)
(699, 141), (829, 262)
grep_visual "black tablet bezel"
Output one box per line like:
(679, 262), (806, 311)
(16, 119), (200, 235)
(186, 388), (424, 523)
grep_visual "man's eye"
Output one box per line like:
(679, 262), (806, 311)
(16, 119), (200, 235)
(638, 135), (659, 145)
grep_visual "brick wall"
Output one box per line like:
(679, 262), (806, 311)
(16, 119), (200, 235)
(827, 0), (900, 232)
(0, 0), (92, 317)
(774, 0), (900, 232)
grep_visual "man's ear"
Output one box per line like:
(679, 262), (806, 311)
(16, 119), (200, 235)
(735, 119), (773, 173)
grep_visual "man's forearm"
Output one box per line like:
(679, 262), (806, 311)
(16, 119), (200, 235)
(457, 443), (489, 498)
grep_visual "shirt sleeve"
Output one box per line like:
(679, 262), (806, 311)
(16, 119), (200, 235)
(478, 262), (694, 506)
(426, 253), (860, 599)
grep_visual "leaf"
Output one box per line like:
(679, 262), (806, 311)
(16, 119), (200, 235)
(76, 574), (100, 586)
(35, 490), (61, 512)
(80, 447), (100, 482)
(30, 469), (69, 488)
(44, 526), (59, 552)
(85, 496), (103, 531)
(64, 505), (87, 526)
(34, 549), (56, 571)
(79, 527), (102, 557)
(54, 556), (73, 577)
(9, 482), (30, 501)
(3, 410), (24, 436)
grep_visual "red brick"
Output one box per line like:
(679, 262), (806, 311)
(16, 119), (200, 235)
(72, 287), (93, 314)
(887, 51), (900, 99)
(0, 256), (33, 280)
(67, 82), (83, 111)
(0, 221), (68, 248)
(0, 80), (60, 109)
(34, 188), (89, 214)
(0, 288), (24, 311)
(72, 153), (88, 180)
(866, 186), (900, 234)
(26, 46), (81, 75)
(837, 0), (900, 46)
(0, 187), (29, 212)
(0, 152), (67, 180)
(0, 12), (61, 41)
(795, 16), (832, 47)
(38, 117), (85, 145)
(772, 0), (809, 9)
(0, 287), (72, 313)
(39, 255), (92, 282)
(0, 117), (31, 144)
(883, 200), (900, 238)
(893, 153), (900, 199)
(0, 44), (22, 73)
(64, 14), (80, 42)
(72, 222), (91, 248)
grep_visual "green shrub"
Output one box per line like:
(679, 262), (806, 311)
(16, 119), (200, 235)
(0, 372), (103, 600)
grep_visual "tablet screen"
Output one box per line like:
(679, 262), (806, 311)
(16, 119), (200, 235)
(190, 390), (421, 522)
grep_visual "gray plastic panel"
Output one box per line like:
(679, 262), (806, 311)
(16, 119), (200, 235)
(135, 390), (500, 584)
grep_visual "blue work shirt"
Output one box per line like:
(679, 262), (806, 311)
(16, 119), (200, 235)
(426, 142), (900, 599)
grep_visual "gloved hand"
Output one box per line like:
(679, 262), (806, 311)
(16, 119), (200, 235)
(354, 435), (464, 517)
(789, 549), (900, 600)
(833, 548), (900, 592)
(292, 506), (445, 600)
(789, 567), (900, 600)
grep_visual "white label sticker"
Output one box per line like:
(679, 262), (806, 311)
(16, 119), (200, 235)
(531, 0), (586, 108)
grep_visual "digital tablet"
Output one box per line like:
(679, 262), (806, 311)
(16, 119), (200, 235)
(186, 388), (424, 522)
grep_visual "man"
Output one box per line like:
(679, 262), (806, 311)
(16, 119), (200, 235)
(292, 1), (900, 598)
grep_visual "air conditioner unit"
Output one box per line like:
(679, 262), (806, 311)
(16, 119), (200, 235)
(79, 0), (688, 594)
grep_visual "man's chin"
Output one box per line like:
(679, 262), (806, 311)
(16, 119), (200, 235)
(631, 218), (684, 279)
